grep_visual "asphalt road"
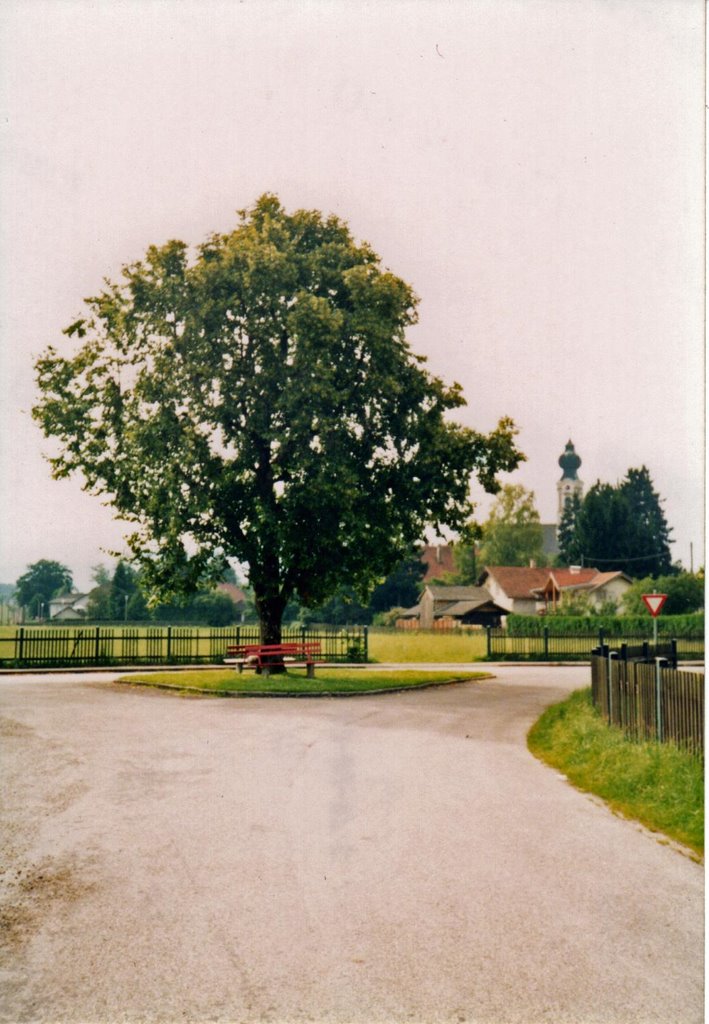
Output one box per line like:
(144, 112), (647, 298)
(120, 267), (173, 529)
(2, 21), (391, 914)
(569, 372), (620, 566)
(0, 666), (703, 1024)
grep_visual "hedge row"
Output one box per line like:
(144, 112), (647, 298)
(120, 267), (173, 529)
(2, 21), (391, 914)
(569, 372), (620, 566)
(505, 613), (704, 637)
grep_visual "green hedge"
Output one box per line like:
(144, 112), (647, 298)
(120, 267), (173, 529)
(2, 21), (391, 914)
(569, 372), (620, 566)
(506, 613), (704, 638)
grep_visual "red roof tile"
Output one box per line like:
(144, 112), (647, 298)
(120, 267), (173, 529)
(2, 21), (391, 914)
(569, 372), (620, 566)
(481, 566), (551, 598)
(421, 545), (458, 581)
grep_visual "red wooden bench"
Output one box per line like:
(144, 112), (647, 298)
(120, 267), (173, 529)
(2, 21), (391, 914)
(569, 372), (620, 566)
(225, 641), (322, 678)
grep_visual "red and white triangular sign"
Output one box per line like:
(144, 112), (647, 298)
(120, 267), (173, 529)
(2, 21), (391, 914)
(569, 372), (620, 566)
(642, 593), (668, 617)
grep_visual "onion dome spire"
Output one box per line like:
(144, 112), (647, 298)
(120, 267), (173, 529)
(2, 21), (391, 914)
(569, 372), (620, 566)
(558, 439), (581, 481)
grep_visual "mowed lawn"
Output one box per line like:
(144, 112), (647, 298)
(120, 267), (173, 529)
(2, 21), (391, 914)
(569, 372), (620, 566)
(119, 667), (489, 695)
(368, 629), (487, 662)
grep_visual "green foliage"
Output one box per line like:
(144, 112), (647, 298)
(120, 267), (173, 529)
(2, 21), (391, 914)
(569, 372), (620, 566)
(368, 548), (427, 612)
(86, 559), (151, 621)
(152, 591), (238, 626)
(87, 582), (112, 620)
(372, 607), (408, 627)
(192, 592), (239, 627)
(34, 194), (522, 643)
(621, 573), (704, 616)
(91, 563), (111, 586)
(110, 560), (137, 620)
(566, 466), (673, 577)
(299, 586), (372, 626)
(15, 560), (73, 612)
(506, 613), (704, 637)
(448, 541), (480, 585)
(291, 549), (428, 623)
(557, 493), (582, 565)
(553, 590), (594, 616)
(528, 688), (703, 854)
(477, 484), (544, 567)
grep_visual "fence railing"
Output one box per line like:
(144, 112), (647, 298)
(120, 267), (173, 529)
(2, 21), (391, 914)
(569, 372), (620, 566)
(591, 646), (704, 757)
(486, 627), (704, 662)
(0, 625), (368, 669)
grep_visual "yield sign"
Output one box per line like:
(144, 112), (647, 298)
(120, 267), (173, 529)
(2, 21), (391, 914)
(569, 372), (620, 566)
(642, 593), (668, 617)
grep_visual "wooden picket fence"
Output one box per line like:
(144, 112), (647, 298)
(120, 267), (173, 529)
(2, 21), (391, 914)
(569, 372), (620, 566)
(591, 647), (704, 757)
(486, 627), (704, 662)
(0, 625), (368, 668)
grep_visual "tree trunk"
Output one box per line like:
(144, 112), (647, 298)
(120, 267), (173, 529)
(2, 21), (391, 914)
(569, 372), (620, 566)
(254, 590), (286, 674)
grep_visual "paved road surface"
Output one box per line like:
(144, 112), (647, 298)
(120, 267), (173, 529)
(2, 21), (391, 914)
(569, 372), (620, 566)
(0, 666), (703, 1024)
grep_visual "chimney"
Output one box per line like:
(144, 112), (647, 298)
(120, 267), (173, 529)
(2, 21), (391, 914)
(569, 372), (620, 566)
(529, 559), (536, 568)
(570, 565), (581, 575)
(436, 545), (443, 564)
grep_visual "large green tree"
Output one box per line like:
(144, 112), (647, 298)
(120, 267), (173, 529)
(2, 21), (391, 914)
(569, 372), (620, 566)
(571, 467), (673, 577)
(477, 484), (544, 567)
(33, 195), (522, 651)
(15, 559), (73, 616)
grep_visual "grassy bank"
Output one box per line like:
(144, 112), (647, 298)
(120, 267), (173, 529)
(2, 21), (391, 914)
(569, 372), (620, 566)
(118, 667), (489, 695)
(528, 688), (704, 856)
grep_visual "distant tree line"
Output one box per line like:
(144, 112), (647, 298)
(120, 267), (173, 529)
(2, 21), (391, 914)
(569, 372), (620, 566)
(9, 462), (702, 627)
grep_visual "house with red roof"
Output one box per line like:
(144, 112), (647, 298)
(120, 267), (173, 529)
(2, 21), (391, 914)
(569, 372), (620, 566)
(420, 544), (458, 582)
(534, 568), (633, 613)
(480, 565), (632, 616)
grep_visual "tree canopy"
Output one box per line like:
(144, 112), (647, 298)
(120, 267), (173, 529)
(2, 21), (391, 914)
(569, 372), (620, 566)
(33, 194), (522, 643)
(477, 484), (544, 567)
(564, 467), (673, 577)
(15, 559), (73, 614)
(621, 572), (704, 616)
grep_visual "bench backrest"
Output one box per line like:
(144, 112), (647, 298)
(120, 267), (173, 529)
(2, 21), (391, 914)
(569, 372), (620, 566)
(226, 641), (322, 658)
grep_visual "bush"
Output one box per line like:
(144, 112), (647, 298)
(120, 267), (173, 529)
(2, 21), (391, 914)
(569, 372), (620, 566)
(506, 613), (704, 637)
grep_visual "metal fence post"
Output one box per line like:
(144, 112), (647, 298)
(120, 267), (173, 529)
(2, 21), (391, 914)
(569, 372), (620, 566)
(166, 625), (172, 663)
(486, 626), (492, 659)
(363, 625), (369, 663)
(543, 626), (549, 659)
(17, 627), (24, 664)
(94, 626), (101, 664)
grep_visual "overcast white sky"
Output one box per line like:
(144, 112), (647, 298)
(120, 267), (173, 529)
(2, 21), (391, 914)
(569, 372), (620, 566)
(0, 0), (704, 592)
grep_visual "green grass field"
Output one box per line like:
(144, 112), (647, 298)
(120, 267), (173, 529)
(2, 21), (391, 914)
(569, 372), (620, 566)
(367, 629), (487, 662)
(528, 687), (704, 856)
(118, 667), (489, 695)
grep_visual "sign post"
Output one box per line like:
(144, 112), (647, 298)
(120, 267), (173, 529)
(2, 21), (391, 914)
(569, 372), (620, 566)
(642, 593), (668, 648)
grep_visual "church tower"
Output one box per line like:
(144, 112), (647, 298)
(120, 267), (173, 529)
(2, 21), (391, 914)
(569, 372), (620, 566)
(557, 440), (583, 521)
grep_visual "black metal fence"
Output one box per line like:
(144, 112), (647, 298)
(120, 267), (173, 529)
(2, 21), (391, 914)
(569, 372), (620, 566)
(486, 627), (704, 662)
(591, 645), (704, 757)
(0, 625), (368, 669)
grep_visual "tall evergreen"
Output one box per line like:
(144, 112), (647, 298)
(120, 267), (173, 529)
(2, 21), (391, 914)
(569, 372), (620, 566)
(619, 466), (673, 576)
(567, 467), (673, 576)
(557, 493), (582, 565)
